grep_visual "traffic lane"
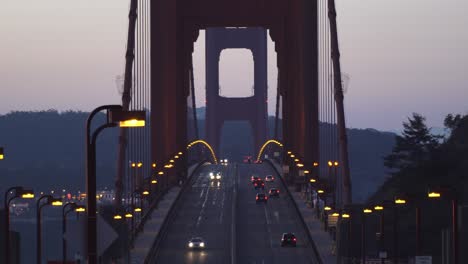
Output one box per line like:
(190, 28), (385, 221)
(236, 163), (317, 264)
(154, 164), (234, 264)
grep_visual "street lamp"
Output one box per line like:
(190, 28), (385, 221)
(4, 186), (34, 263)
(62, 203), (85, 264)
(0, 147), (4, 160)
(427, 187), (459, 264)
(86, 105), (145, 264)
(37, 195), (62, 264)
(361, 207), (373, 264)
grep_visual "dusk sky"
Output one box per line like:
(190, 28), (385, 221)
(1, 0), (467, 131)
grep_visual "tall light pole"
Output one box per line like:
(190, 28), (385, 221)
(361, 208), (373, 264)
(62, 203), (85, 264)
(427, 188), (459, 264)
(4, 186), (34, 263)
(86, 105), (145, 264)
(36, 195), (62, 264)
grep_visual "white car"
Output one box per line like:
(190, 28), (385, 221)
(188, 237), (205, 249)
(265, 175), (275, 182)
(209, 172), (222, 180)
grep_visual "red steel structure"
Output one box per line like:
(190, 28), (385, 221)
(150, 0), (320, 187)
(205, 27), (268, 156)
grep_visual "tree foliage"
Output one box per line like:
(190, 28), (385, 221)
(384, 113), (440, 173)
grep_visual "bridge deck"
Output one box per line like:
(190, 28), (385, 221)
(151, 163), (320, 264)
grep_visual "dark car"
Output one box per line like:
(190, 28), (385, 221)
(268, 188), (280, 197)
(256, 193), (268, 203)
(253, 179), (265, 190)
(251, 176), (260, 183)
(281, 233), (297, 247)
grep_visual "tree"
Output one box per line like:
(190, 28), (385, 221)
(384, 113), (440, 173)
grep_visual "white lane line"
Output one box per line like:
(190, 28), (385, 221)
(195, 180), (211, 228)
(263, 206), (273, 249)
(200, 188), (205, 198)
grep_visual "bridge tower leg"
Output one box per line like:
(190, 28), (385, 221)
(206, 27), (268, 159)
(274, 0), (319, 184)
(151, 2), (192, 186)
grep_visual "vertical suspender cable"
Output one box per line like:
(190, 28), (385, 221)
(328, 0), (352, 205)
(190, 60), (200, 139)
(115, 0), (138, 209)
(274, 73), (280, 139)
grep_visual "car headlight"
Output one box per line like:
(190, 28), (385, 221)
(210, 175), (215, 179)
(200, 242), (205, 247)
(216, 175), (221, 179)
(189, 242), (193, 247)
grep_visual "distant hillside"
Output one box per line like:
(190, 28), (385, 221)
(0, 110), (395, 202)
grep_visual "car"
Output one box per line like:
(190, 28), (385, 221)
(281, 233), (297, 247)
(256, 193), (268, 203)
(253, 179), (265, 190)
(209, 172), (221, 181)
(188, 237), (206, 249)
(265, 175), (275, 182)
(251, 176), (260, 183)
(268, 188), (280, 197)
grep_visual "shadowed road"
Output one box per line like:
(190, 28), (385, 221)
(152, 163), (319, 264)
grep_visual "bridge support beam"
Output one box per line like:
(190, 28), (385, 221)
(206, 27), (268, 158)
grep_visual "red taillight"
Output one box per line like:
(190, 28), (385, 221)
(265, 197), (268, 200)
(254, 183), (257, 186)
(256, 197), (258, 200)
(293, 238), (297, 241)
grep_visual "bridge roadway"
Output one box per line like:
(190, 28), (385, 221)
(153, 163), (319, 264)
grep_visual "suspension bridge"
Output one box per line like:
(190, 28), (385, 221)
(3, 0), (463, 264)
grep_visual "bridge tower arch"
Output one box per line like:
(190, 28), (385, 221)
(206, 27), (268, 157)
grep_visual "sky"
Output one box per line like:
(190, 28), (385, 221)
(0, 0), (467, 131)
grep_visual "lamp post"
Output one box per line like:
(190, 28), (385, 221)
(427, 188), (459, 264)
(373, 204), (386, 264)
(86, 105), (145, 264)
(361, 207), (373, 264)
(392, 196), (407, 264)
(4, 186), (34, 263)
(36, 195), (62, 264)
(62, 203), (85, 264)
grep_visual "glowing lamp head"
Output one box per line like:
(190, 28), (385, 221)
(175, 155), (179, 159)
(125, 213), (133, 218)
(21, 191), (35, 199)
(287, 151), (292, 155)
(75, 207), (86, 213)
(328, 161), (333, 167)
(119, 119), (145, 127)
(151, 179), (158, 184)
(428, 192), (441, 198)
(363, 208), (372, 214)
(374, 205), (384, 211)
(142, 191), (150, 196)
(304, 170), (310, 174)
(178, 152), (183, 155)
(290, 154), (295, 158)
(324, 206), (332, 211)
(331, 212), (340, 217)
(158, 171), (164, 175)
(170, 159), (175, 163)
(113, 214), (123, 220)
(137, 162), (143, 168)
(317, 189), (325, 194)
(51, 200), (63, 206)
(0, 147), (4, 160)
(313, 162), (319, 167)
(334, 161), (339, 166)
(131, 162), (136, 168)
(394, 198), (406, 205)
(134, 208), (142, 212)
(342, 213), (351, 218)
(294, 158), (299, 162)
(152, 163), (157, 168)
(309, 178), (316, 183)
